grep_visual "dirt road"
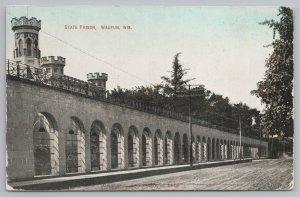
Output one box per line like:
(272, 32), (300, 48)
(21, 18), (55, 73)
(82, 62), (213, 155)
(71, 158), (293, 191)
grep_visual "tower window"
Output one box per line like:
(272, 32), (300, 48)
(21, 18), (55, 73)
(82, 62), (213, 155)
(18, 39), (23, 56)
(26, 39), (32, 56)
(54, 68), (57, 73)
(61, 68), (63, 74)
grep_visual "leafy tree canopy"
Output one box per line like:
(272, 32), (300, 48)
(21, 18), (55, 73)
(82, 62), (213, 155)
(251, 7), (293, 137)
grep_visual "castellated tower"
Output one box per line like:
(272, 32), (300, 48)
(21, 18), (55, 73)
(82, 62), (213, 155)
(11, 16), (41, 68)
(87, 72), (108, 91)
(40, 56), (66, 76)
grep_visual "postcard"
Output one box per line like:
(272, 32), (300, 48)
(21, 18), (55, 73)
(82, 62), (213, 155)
(6, 6), (294, 191)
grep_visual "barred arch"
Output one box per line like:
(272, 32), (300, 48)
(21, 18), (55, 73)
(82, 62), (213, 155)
(174, 132), (181, 164)
(207, 137), (211, 161)
(224, 139), (228, 160)
(142, 127), (152, 166)
(196, 136), (201, 163)
(111, 123), (125, 169)
(66, 116), (85, 173)
(33, 112), (59, 176)
(165, 131), (173, 165)
(154, 129), (163, 166)
(128, 126), (139, 168)
(202, 136), (207, 161)
(212, 138), (215, 161)
(182, 133), (189, 163)
(90, 120), (107, 171)
(220, 139), (224, 160)
(216, 139), (220, 161)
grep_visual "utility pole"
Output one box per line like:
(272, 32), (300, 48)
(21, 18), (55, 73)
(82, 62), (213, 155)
(177, 84), (203, 167)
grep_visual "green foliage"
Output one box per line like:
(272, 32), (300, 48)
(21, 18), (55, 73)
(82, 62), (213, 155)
(252, 7), (294, 137)
(161, 53), (194, 97)
(111, 53), (261, 138)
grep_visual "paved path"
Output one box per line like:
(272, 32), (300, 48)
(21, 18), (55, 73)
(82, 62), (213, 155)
(71, 158), (293, 191)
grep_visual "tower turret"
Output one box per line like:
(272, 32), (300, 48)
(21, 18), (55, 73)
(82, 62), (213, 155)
(11, 16), (41, 68)
(40, 56), (66, 75)
(87, 72), (108, 91)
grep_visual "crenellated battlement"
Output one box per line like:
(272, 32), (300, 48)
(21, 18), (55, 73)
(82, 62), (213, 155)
(11, 16), (41, 31)
(41, 56), (66, 67)
(87, 72), (108, 81)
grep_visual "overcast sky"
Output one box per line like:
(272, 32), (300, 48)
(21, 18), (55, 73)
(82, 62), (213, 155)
(6, 6), (280, 111)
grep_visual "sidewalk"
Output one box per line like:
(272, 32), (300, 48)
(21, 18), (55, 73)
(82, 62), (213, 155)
(8, 159), (252, 190)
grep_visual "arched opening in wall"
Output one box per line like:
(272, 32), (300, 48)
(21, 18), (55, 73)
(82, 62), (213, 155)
(230, 141), (233, 159)
(90, 120), (106, 171)
(182, 133), (189, 163)
(191, 135), (196, 163)
(216, 139), (220, 161)
(128, 126), (139, 168)
(212, 138), (215, 161)
(33, 112), (59, 176)
(220, 139), (224, 160)
(224, 140), (227, 160)
(207, 138), (211, 161)
(154, 130), (163, 166)
(164, 131), (172, 165)
(142, 128), (152, 167)
(18, 39), (23, 56)
(26, 38), (32, 56)
(227, 141), (231, 159)
(66, 117), (85, 173)
(196, 136), (201, 162)
(202, 137), (207, 161)
(174, 132), (180, 164)
(111, 123), (124, 169)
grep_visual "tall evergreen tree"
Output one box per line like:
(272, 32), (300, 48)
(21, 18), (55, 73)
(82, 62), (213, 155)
(161, 53), (194, 98)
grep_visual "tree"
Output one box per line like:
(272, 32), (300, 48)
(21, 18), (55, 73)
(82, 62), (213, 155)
(251, 7), (294, 138)
(161, 53), (194, 98)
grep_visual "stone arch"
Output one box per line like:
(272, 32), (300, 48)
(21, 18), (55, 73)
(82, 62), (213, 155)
(111, 123), (125, 169)
(90, 120), (107, 171)
(66, 116), (85, 173)
(212, 138), (215, 161)
(174, 132), (181, 164)
(196, 136), (201, 162)
(227, 140), (231, 159)
(154, 129), (163, 166)
(33, 112), (59, 176)
(207, 137), (211, 161)
(224, 140), (228, 160)
(128, 126), (139, 168)
(164, 131), (173, 165)
(230, 140), (234, 159)
(142, 127), (152, 166)
(220, 139), (224, 160)
(202, 136), (207, 161)
(191, 135), (196, 163)
(182, 133), (189, 163)
(216, 139), (220, 161)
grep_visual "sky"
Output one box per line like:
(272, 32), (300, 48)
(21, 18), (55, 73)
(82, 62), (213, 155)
(6, 6), (280, 111)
